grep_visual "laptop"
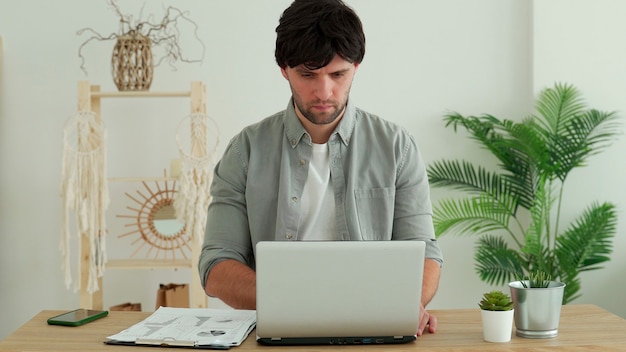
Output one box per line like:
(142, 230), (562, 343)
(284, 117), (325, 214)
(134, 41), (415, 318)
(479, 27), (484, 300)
(255, 240), (425, 346)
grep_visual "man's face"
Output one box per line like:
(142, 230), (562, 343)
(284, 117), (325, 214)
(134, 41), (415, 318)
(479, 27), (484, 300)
(281, 55), (359, 125)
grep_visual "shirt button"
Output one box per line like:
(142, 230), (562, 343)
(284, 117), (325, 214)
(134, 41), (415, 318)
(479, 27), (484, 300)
(285, 233), (293, 239)
(300, 159), (305, 165)
(291, 197), (298, 202)
(291, 139), (297, 146)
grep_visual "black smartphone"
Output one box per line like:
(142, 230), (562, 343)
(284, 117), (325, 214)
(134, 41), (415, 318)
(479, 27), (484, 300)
(47, 309), (109, 327)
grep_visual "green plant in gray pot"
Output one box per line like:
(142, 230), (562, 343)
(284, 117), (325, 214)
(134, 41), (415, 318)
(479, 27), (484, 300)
(427, 82), (620, 305)
(509, 270), (565, 338)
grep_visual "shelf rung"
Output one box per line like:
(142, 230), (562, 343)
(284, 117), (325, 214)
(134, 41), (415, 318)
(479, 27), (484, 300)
(108, 176), (179, 183)
(91, 91), (191, 98)
(106, 259), (192, 270)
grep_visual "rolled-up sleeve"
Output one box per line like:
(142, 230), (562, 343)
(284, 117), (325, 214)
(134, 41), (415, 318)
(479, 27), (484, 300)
(198, 137), (255, 289)
(394, 132), (444, 266)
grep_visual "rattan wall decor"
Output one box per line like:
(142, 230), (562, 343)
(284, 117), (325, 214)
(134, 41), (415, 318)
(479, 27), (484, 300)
(117, 170), (191, 260)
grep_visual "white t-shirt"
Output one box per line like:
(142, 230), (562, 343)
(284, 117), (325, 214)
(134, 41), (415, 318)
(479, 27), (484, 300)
(298, 143), (338, 240)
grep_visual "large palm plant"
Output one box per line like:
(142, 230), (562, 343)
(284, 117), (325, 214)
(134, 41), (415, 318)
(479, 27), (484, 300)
(428, 83), (620, 304)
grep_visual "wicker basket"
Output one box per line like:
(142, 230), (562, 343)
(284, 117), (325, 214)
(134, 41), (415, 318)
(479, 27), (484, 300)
(111, 32), (154, 91)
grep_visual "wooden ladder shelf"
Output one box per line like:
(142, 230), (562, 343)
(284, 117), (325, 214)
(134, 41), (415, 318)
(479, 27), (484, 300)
(76, 81), (208, 310)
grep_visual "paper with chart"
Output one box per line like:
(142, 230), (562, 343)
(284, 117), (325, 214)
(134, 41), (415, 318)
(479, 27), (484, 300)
(106, 307), (256, 348)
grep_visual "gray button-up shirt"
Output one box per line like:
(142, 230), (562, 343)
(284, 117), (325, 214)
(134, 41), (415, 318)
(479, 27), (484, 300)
(199, 99), (443, 287)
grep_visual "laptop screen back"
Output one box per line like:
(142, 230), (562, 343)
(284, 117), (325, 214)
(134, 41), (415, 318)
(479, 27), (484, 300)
(255, 240), (425, 345)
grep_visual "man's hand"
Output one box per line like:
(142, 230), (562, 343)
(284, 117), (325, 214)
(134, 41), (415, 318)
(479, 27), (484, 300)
(418, 304), (437, 336)
(418, 259), (441, 336)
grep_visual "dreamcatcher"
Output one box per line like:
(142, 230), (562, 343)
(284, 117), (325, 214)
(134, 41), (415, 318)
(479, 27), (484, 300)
(173, 113), (220, 244)
(60, 110), (109, 294)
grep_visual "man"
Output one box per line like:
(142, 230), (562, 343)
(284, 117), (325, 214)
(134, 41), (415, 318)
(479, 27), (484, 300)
(199, 0), (443, 336)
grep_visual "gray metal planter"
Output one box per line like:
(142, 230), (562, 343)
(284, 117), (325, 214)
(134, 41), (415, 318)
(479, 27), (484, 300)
(508, 281), (566, 338)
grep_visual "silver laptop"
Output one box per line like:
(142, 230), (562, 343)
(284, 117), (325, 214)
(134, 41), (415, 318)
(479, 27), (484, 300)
(255, 240), (425, 346)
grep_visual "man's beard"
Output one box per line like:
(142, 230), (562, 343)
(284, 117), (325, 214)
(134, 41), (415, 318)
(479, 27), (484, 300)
(291, 88), (349, 125)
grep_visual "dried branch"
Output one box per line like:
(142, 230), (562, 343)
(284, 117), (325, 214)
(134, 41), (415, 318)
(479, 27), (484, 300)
(77, 0), (205, 75)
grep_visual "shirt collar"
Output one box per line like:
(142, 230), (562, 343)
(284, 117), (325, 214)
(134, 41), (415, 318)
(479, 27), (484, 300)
(283, 98), (355, 148)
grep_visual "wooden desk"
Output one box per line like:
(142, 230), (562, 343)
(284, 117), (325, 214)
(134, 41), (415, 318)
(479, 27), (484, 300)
(1, 304), (625, 351)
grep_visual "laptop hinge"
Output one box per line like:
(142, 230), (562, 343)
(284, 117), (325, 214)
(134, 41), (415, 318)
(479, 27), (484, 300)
(393, 336), (404, 340)
(271, 337), (282, 341)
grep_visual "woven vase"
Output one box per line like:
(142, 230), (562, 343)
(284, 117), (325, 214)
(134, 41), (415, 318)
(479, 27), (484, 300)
(111, 32), (154, 91)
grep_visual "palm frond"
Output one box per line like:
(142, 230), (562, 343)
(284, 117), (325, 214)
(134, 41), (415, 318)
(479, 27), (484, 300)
(475, 235), (526, 285)
(555, 202), (617, 272)
(441, 113), (545, 209)
(432, 195), (514, 237)
(562, 277), (582, 304)
(534, 82), (587, 136)
(557, 270), (582, 304)
(427, 159), (516, 202)
(582, 109), (622, 148)
(554, 257), (583, 304)
(493, 120), (547, 207)
(443, 113), (513, 165)
(444, 111), (500, 137)
(532, 83), (621, 183)
(549, 109), (621, 181)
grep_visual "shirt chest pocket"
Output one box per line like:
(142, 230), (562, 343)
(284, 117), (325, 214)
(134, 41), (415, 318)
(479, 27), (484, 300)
(354, 187), (395, 240)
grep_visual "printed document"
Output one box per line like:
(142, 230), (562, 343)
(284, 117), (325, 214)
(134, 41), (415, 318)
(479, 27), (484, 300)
(106, 307), (256, 349)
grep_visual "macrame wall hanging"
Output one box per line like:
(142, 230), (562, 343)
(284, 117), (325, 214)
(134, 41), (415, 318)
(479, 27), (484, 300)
(60, 110), (217, 292)
(173, 113), (220, 245)
(60, 110), (109, 294)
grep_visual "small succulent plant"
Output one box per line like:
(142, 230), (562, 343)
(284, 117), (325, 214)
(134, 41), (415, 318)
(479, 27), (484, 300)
(519, 270), (552, 288)
(479, 290), (514, 311)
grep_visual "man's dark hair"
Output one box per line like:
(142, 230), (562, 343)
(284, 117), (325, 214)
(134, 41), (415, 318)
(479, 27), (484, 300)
(275, 0), (365, 70)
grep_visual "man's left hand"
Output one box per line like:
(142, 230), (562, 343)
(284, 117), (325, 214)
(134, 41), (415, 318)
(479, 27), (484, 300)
(418, 305), (437, 336)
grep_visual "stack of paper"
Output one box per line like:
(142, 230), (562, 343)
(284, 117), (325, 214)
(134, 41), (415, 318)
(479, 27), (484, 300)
(105, 307), (256, 349)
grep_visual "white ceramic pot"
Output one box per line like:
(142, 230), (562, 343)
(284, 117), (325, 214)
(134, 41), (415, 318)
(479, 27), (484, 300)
(480, 309), (514, 343)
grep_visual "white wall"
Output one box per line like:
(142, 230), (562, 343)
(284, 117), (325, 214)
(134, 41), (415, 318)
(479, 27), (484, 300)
(0, 0), (624, 340)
